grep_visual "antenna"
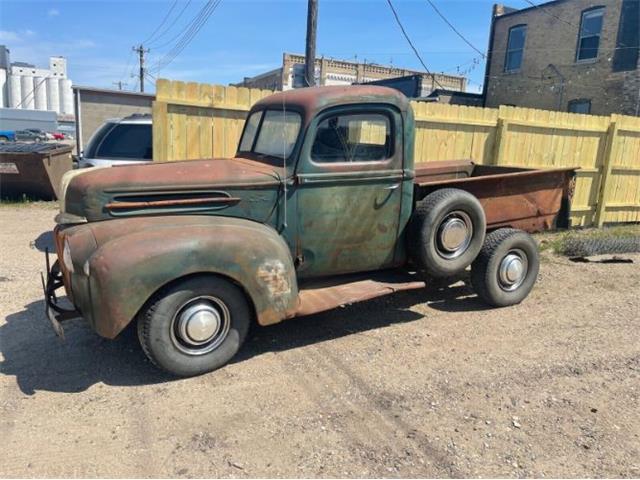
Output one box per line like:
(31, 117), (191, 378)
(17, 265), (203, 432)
(282, 92), (288, 229)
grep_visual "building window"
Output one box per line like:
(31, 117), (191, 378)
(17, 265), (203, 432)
(612, 0), (640, 72)
(568, 99), (591, 114)
(576, 7), (604, 61)
(504, 25), (527, 72)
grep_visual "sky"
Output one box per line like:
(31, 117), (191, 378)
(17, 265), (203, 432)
(0, 0), (512, 94)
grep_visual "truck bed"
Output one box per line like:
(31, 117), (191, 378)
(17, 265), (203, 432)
(413, 160), (576, 232)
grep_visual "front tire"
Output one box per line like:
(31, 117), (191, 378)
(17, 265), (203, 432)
(470, 228), (540, 307)
(137, 275), (251, 377)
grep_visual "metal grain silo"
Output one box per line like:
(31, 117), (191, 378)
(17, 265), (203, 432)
(0, 69), (6, 108)
(33, 76), (47, 110)
(20, 75), (35, 109)
(9, 74), (22, 108)
(59, 78), (73, 114)
(46, 76), (60, 112)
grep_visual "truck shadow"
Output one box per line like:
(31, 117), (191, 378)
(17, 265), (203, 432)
(1, 279), (487, 395)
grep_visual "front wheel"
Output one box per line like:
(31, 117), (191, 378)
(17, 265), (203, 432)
(137, 275), (251, 377)
(470, 228), (540, 307)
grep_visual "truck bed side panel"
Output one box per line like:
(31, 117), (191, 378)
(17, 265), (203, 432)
(414, 166), (576, 232)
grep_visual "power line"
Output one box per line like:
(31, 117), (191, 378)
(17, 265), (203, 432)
(140, 0), (178, 45)
(117, 49), (136, 86)
(148, 0), (194, 48)
(424, 0), (486, 58)
(151, 0), (221, 71)
(151, 0), (223, 73)
(385, 0), (446, 90)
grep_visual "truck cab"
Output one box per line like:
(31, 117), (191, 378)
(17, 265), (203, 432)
(44, 86), (574, 377)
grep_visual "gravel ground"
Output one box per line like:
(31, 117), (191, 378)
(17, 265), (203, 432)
(1, 204), (639, 478)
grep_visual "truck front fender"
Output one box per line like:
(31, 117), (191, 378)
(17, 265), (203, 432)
(81, 216), (298, 338)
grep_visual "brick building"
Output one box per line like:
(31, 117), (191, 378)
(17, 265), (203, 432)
(236, 53), (467, 94)
(483, 0), (639, 115)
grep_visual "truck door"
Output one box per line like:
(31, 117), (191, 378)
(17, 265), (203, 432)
(294, 105), (405, 278)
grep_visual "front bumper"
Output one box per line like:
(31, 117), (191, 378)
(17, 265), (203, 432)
(41, 249), (80, 339)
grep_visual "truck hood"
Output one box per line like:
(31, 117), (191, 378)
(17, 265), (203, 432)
(64, 157), (284, 223)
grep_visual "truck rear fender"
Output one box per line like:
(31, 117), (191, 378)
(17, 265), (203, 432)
(85, 217), (298, 338)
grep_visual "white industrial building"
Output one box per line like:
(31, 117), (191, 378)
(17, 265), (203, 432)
(0, 45), (74, 116)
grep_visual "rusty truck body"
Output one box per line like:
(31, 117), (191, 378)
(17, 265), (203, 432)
(44, 86), (575, 376)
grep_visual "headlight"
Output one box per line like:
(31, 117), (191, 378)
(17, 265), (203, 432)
(62, 237), (74, 273)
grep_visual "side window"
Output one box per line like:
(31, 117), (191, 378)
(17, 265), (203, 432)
(576, 7), (604, 61)
(311, 112), (392, 163)
(568, 99), (591, 114)
(505, 25), (527, 72)
(238, 111), (262, 152)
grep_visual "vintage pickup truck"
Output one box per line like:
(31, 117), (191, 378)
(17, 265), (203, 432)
(44, 86), (575, 376)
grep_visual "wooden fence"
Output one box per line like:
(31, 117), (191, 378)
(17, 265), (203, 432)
(153, 79), (640, 227)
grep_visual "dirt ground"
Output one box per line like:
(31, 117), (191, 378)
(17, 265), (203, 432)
(1, 204), (639, 478)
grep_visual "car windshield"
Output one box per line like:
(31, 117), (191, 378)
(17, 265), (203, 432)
(85, 122), (153, 160)
(238, 109), (301, 163)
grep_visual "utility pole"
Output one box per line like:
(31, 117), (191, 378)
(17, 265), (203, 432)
(112, 81), (127, 91)
(133, 44), (149, 93)
(304, 0), (318, 87)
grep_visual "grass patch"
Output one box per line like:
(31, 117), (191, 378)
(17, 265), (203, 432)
(0, 194), (58, 208)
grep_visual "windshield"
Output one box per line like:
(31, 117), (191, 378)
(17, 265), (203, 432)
(85, 123), (153, 160)
(238, 109), (301, 162)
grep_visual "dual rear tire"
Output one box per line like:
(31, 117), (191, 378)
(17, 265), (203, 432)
(408, 188), (540, 307)
(408, 188), (486, 278)
(470, 228), (540, 307)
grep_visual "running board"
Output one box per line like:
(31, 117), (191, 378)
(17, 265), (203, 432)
(293, 270), (426, 318)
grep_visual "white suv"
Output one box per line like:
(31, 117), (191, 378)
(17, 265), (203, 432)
(78, 114), (152, 168)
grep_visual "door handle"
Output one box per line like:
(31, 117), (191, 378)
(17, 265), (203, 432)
(384, 183), (400, 190)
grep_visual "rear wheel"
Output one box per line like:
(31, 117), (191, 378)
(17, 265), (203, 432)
(471, 228), (540, 307)
(0, 135), (8, 142)
(407, 188), (486, 277)
(137, 275), (251, 377)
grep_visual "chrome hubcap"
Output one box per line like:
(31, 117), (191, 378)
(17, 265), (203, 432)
(437, 211), (473, 259)
(498, 249), (528, 291)
(171, 296), (230, 355)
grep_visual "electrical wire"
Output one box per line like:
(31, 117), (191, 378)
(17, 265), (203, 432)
(148, 0), (194, 48)
(151, 0), (223, 73)
(424, 0), (486, 58)
(140, 0), (178, 45)
(385, 0), (446, 90)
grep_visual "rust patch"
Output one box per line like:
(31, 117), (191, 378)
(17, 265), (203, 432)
(257, 259), (292, 307)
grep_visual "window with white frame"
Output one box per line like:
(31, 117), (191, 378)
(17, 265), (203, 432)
(576, 8), (604, 61)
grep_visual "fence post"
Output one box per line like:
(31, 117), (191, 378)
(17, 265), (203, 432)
(492, 118), (509, 165)
(152, 101), (169, 162)
(594, 118), (618, 227)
